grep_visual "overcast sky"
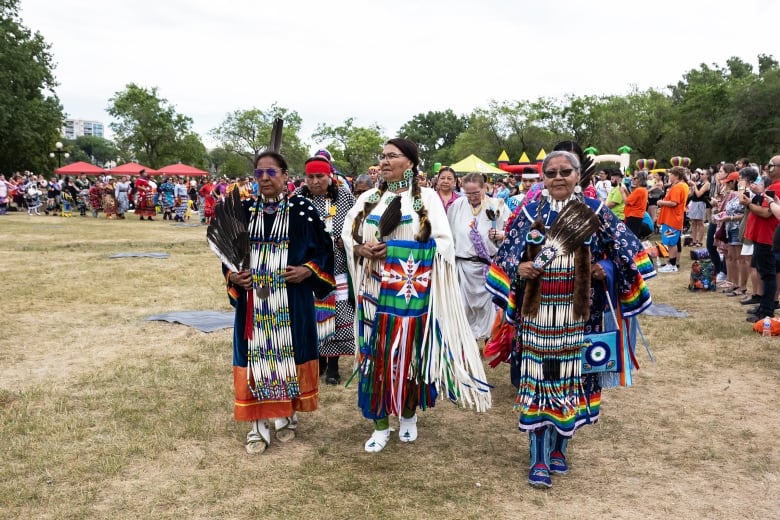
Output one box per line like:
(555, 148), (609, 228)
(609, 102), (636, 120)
(18, 0), (780, 151)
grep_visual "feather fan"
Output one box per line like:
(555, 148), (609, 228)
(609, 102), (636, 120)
(206, 187), (249, 273)
(533, 199), (599, 269)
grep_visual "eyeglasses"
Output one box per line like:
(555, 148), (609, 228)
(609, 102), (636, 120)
(543, 168), (576, 179)
(377, 153), (405, 161)
(769, 163), (780, 169)
(254, 167), (281, 178)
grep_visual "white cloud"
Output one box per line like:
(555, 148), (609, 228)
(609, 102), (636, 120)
(18, 0), (780, 149)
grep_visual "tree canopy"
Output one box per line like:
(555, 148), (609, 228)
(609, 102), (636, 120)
(107, 83), (204, 169)
(0, 0), (64, 174)
(312, 118), (386, 178)
(209, 104), (308, 174)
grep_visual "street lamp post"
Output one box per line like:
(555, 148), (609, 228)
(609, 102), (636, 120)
(49, 141), (70, 169)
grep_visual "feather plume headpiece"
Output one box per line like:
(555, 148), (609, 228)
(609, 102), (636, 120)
(578, 153), (596, 190)
(206, 187), (249, 273)
(533, 199), (599, 269)
(269, 118), (283, 153)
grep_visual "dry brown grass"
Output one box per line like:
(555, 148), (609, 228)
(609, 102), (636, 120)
(1, 212), (779, 520)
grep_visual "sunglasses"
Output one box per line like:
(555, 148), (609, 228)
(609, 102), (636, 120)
(254, 167), (282, 178)
(543, 168), (576, 179)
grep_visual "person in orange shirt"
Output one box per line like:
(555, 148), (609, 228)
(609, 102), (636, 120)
(656, 167), (689, 272)
(620, 171), (650, 238)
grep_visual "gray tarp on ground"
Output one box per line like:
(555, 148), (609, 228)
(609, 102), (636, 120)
(110, 252), (170, 259)
(643, 303), (688, 318)
(145, 310), (233, 332)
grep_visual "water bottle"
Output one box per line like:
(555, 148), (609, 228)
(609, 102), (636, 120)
(762, 316), (772, 337)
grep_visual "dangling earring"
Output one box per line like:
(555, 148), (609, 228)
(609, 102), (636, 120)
(403, 169), (414, 181)
(541, 189), (550, 198)
(574, 185), (582, 194)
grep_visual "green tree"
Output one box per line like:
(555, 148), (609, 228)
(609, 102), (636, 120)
(207, 147), (248, 177)
(72, 136), (119, 167)
(312, 118), (386, 178)
(210, 104), (308, 174)
(107, 83), (193, 168)
(451, 110), (504, 162)
(172, 133), (208, 169)
(398, 109), (467, 169)
(0, 0), (64, 173)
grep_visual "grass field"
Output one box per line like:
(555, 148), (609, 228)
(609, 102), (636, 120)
(1, 212), (778, 519)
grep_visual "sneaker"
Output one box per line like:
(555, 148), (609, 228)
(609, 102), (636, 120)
(658, 264), (679, 273)
(740, 294), (762, 305)
(716, 272), (727, 283)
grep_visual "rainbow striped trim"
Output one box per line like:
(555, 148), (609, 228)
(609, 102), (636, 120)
(620, 275), (652, 318)
(633, 249), (656, 280)
(303, 261), (336, 287)
(485, 264), (517, 318)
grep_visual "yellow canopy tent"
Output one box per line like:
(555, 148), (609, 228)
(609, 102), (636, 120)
(448, 154), (507, 175)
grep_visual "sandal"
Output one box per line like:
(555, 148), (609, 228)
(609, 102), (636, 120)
(364, 429), (391, 453)
(399, 415), (418, 443)
(727, 288), (747, 297)
(246, 420), (271, 454)
(274, 414), (298, 443)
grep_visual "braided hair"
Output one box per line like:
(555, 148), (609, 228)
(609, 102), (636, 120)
(352, 138), (430, 244)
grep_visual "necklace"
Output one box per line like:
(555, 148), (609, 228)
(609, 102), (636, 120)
(387, 179), (410, 192)
(471, 198), (483, 216)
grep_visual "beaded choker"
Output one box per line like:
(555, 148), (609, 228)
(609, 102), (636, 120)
(387, 179), (411, 191)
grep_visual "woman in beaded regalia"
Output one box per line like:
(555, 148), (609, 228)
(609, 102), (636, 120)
(486, 150), (652, 489)
(342, 138), (491, 454)
(223, 150), (335, 454)
(295, 156), (356, 385)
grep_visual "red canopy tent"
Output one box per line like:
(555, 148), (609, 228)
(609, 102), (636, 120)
(54, 161), (106, 176)
(157, 163), (209, 177)
(109, 162), (158, 176)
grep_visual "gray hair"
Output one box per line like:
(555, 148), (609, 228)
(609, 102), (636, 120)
(353, 174), (374, 189)
(542, 150), (581, 172)
(634, 171), (648, 187)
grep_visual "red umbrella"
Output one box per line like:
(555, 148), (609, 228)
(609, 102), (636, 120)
(54, 161), (106, 176)
(157, 163), (209, 177)
(109, 162), (158, 176)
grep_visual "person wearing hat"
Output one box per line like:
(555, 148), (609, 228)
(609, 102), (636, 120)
(712, 170), (745, 293)
(657, 167), (689, 272)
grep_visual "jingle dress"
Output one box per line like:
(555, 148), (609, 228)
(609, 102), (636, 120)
(486, 195), (652, 436)
(224, 194), (335, 421)
(173, 181), (189, 221)
(158, 179), (175, 216)
(115, 180), (131, 216)
(294, 183), (356, 357)
(134, 177), (157, 218)
(447, 195), (508, 341)
(342, 187), (491, 421)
